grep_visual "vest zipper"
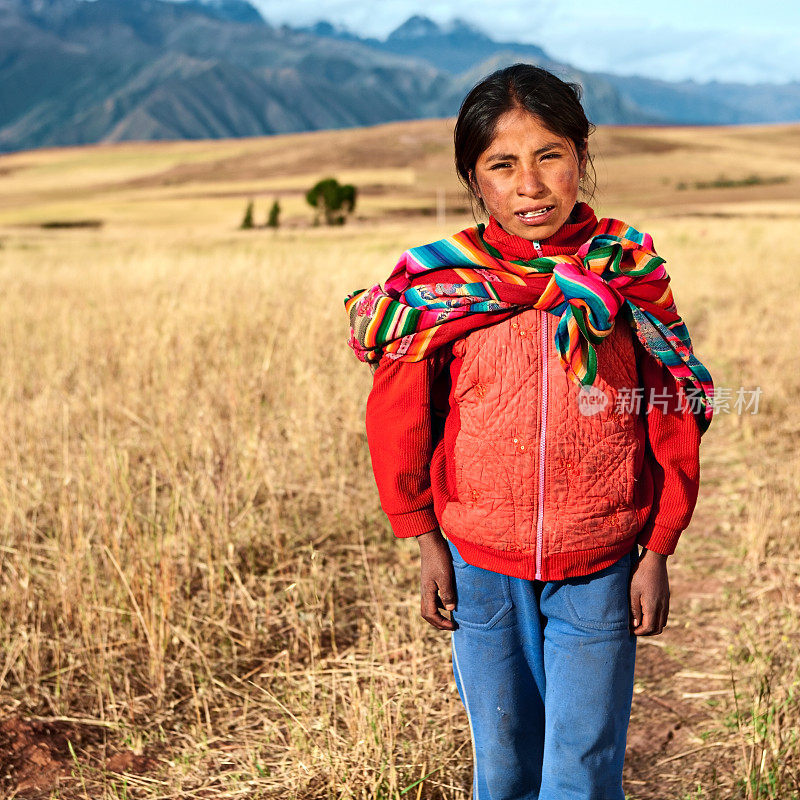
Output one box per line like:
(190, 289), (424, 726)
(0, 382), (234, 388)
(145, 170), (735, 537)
(535, 312), (548, 580)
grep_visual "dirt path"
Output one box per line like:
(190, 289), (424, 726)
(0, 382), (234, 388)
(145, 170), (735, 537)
(624, 451), (745, 800)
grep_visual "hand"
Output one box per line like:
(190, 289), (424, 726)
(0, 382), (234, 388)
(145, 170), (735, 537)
(416, 529), (457, 631)
(629, 548), (670, 636)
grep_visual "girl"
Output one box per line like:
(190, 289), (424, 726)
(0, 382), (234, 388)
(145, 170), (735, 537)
(346, 64), (713, 800)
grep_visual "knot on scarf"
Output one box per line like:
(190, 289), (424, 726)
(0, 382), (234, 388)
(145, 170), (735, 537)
(548, 248), (626, 385)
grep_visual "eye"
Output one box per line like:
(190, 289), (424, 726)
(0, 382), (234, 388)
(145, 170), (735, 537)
(541, 152), (561, 161)
(489, 162), (512, 170)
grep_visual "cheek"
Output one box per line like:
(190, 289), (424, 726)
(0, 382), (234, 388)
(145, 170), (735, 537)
(554, 166), (580, 195)
(475, 176), (508, 213)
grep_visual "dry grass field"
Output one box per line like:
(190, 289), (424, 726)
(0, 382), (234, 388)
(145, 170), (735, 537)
(0, 119), (799, 799)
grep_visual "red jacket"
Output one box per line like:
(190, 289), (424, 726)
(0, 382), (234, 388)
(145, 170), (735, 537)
(365, 208), (701, 579)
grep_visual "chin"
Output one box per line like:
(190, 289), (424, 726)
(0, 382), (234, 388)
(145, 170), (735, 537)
(510, 221), (560, 242)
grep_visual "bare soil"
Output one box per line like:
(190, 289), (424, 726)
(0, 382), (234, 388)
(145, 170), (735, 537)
(0, 716), (158, 798)
(625, 568), (733, 798)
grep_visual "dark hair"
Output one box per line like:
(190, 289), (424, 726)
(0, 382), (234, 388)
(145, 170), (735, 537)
(454, 64), (597, 213)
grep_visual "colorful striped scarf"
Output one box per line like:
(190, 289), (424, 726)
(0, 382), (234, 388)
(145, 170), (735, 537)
(345, 218), (714, 432)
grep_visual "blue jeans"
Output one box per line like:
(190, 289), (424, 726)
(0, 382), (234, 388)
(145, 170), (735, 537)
(448, 540), (637, 800)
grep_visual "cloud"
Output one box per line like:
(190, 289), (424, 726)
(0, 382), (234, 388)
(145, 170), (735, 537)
(524, 23), (800, 84)
(249, 0), (800, 84)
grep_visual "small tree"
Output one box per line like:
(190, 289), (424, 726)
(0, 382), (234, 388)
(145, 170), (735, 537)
(305, 178), (357, 226)
(266, 199), (280, 229)
(240, 199), (255, 230)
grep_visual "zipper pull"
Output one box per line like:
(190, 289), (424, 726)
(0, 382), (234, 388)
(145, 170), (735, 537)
(533, 240), (543, 257)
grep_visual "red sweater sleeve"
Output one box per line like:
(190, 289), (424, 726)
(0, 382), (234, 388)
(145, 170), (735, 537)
(365, 356), (440, 538)
(633, 336), (702, 555)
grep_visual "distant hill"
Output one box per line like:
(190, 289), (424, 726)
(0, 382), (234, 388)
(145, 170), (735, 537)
(1, 0), (798, 154)
(599, 73), (800, 125)
(0, 0), (452, 152)
(310, 14), (800, 127)
(297, 15), (655, 126)
(378, 16), (550, 75)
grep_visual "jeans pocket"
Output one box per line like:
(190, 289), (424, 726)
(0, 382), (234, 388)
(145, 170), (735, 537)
(562, 550), (633, 631)
(447, 539), (513, 630)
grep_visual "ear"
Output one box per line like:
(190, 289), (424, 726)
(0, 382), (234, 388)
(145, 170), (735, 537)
(468, 169), (482, 199)
(578, 140), (589, 178)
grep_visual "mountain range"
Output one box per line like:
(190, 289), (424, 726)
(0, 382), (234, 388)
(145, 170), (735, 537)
(1, 0), (798, 153)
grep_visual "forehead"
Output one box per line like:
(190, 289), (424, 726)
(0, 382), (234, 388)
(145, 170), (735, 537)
(483, 108), (569, 151)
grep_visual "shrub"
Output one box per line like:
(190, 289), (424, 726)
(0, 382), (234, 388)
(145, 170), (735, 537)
(266, 199), (280, 229)
(305, 178), (357, 226)
(240, 200), (255, 230)
(677, 174), (789, 191)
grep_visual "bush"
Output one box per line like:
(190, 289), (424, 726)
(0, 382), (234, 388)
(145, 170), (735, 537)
(266, 199), (280, 229)
(240, 200), (255, 230)
(677, 174), (789, 191)
(305, 178), (357, 226)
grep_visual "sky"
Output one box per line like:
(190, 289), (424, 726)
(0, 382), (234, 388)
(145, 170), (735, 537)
(250, 0), (800, 84)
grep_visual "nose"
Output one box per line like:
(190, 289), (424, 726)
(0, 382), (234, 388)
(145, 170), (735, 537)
(516, 163), (546, 197)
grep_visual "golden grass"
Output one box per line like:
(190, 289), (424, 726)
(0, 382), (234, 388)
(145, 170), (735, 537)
(0, 122), (798, 798)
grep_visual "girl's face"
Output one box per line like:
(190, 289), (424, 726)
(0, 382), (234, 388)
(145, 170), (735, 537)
(470, 107), (586, 242)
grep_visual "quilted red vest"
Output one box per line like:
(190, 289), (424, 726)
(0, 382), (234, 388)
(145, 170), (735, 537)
(431, 306), (651, 580)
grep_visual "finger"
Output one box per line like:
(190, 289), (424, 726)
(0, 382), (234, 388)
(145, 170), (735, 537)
(633, 601), (659, 636)
(644, 598), (669, 636)
(659, 598), (670, 632)
(629, 588), (643, 630)
(437, 571), (457, 612)
(421, 582), (456, 631)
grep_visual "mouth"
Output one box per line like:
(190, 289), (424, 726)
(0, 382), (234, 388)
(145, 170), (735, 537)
(515, 205), (555, 223)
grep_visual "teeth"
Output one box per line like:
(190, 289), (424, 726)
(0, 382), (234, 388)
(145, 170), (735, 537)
(519, 207), (552, 218)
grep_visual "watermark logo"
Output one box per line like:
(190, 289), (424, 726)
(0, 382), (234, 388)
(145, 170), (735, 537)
(577, 385), (763, 416)
(578, 384), (609, 416)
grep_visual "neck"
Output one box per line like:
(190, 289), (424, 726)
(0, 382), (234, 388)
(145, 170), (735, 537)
(483, 202), (598, 259)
